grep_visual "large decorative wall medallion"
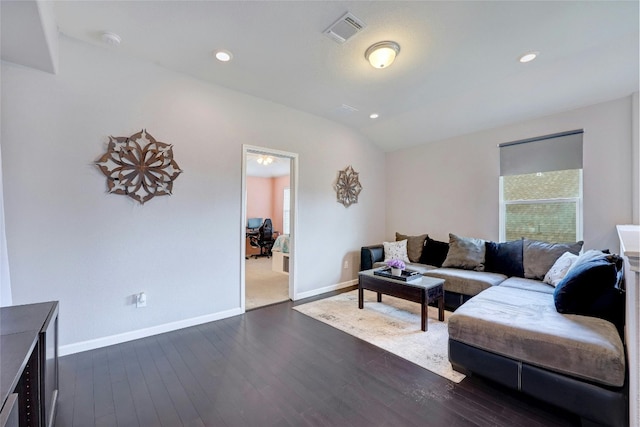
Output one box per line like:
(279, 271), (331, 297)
(96, 129), (183, 204)
(335, 165), (362, 207)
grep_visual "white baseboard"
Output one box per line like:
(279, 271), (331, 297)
(59, 307), (244, 356)
(294, 279), (357, 301)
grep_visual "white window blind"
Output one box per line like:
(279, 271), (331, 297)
(499, 130), (584, 243)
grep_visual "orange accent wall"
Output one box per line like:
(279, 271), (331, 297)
(246, 175), (290, 256)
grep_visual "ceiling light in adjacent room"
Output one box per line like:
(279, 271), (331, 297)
(257, 155), (274, 165)
(101, 32), (121, 47)
(215, 50), (233, 62)
(518, 51), (539, 63)
(369, 113), (379, 119)
(365, 41), (400, 69)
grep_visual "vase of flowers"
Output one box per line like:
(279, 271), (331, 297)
(387, 259), (405, 276)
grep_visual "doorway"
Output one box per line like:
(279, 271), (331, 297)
(241, 145), (297, 311)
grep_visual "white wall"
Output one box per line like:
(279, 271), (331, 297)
(1, 36), (386, 350)
(0, 146), (12, 307)
(386, 96), (635, 251)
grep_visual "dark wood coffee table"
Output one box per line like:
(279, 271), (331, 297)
(358, 268), (445, 331)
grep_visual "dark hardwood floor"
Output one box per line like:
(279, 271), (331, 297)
(55, 290), (580, 427)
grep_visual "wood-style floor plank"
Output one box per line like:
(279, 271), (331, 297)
(56, 290), (579, 427)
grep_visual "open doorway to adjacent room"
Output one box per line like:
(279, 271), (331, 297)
(241, 145), (297, 311)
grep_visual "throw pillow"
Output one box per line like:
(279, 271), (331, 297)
(383, 240), (410, 263)
(484, 239), (524, 277)
(419, 236), (449, 267)
(554, 254), (623, 328)
(566, 249), (612, 276)
(442, 233), (486, 271)
(543, 251), (579, 287)
(523, 239), (583, 280)
(395, 232), (428, 263)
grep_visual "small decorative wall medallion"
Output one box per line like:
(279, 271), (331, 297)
(335, 165), (362, 207)
(96, 129), (183, 204)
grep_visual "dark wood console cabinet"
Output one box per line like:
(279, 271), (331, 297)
(0, 302), (59, 427)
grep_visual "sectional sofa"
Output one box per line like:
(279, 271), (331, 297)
(359, 233), (627, 427)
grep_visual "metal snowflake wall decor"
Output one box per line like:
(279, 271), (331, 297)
(335, 165), (362, 207)
(96, 129), (183, 204)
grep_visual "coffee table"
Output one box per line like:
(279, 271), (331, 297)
(358, 268), (445, 331)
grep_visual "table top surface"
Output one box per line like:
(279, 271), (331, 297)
(359, 268), (444, 290)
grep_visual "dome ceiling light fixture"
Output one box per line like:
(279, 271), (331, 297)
(256, 155), (274, 165)
(365, 41), (400, 69)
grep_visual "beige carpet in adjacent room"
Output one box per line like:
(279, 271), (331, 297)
(245, 256), (289, 310)
(293, 289), (465, 383)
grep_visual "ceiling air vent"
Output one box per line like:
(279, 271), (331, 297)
(324, 12), (366, 44)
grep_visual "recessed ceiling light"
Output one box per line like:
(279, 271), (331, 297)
(369, 113), (379, 119)
(101, 32), (121, 47)
(215, 50), (233, 62)
(518, 51), (539, 63)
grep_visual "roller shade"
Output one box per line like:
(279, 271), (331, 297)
(499, 130), (583, 176)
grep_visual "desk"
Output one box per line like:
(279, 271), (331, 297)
(1, 302), (59, 427)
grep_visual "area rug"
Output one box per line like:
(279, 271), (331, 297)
(293, 289), (465, 383)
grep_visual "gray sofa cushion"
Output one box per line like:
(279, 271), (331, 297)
(424, 268), (506, 296)
(499, 277), (554, 294)
(442, 233), (486, 271)
(448, 286), (625, 387)
(523, 239), (583, 280)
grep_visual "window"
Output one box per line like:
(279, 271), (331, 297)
(499, 130), (583, 243)
(283, 188), (290, 235)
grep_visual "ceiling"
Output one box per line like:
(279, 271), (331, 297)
(4, 1), (640, 152)
(246, 153), (290, 178)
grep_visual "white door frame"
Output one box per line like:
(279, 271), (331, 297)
(240, 145), (298, 311)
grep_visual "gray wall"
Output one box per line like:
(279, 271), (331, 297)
(1, 36), (386, 351)
(386, 95), (636, 251)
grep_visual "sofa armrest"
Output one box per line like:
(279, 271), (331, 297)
(360, 244), (384, 271)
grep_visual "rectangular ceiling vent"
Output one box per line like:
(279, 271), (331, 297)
(324, 12), (366, 44)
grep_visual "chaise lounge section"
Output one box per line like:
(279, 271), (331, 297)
(360, 232), (628, 426)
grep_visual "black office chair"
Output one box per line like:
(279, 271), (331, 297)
(249, 218), (275, 258)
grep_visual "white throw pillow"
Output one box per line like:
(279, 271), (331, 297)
(543, 251), (579, 287)
(383, 240), (410, 263)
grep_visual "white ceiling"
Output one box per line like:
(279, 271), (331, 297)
(4, 1), (640, 152)
(246, 153), (290, 178)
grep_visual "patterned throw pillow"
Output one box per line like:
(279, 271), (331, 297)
(383, 240), (410, 263)
(543, 251), (579, 287)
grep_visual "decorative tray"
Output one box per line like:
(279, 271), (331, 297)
(374, 267), (422, 282)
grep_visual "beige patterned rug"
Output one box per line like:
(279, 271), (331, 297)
(293, 289), (465, 383)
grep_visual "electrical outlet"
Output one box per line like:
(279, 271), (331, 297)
(136, 292), (147, 308)
(343, 260), (349, 269)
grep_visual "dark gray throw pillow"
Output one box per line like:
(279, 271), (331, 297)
(419, 236), (449, 267)
(523, 239), (583, 280)
(442, 233), (485, 271)
(485, 239), (524, 277)
(395, 232), (428, 263)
